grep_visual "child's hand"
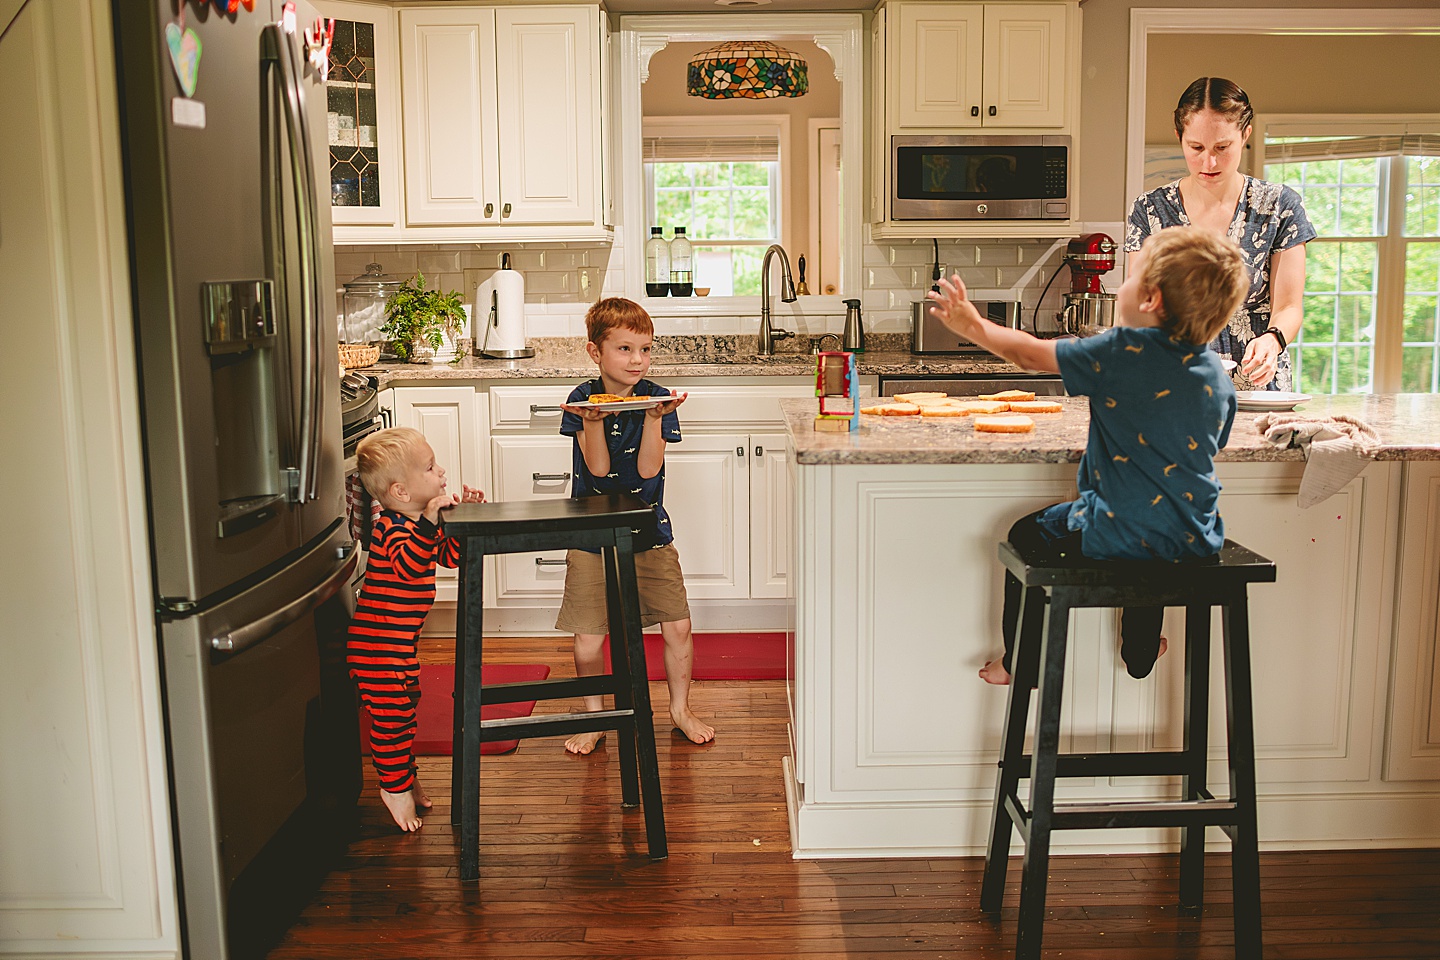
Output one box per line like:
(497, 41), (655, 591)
(423, 492), (459, 523)
(461, 484), (486, 503)
(561, 403), (617, 422)
(647, 390), (687, 418)
(925, 274), (987, 343)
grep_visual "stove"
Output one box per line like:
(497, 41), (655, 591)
(340, 372), (385, 458)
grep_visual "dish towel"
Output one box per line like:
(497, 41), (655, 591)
(345, 473), (382, 544)
(1254, 412), (1381, 508)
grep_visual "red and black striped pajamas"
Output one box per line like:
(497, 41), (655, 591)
(348, 511), (461, 793)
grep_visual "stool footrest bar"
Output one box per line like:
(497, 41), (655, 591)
(478, 709), (633, 741)
(473, 675), (616, 704)
(1007, 751), (1196, 779)
(1049, 799), (1238, 830)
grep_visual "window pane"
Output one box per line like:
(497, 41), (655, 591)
(688, 163), (727, 188)
(1305, 241), (1339, 292)
(652, 163), (692, 189)
(1337, 186), (1379, 236)
(1292, 344), (1332, 395)
(731, 188), (773, 239)
(1404, 294), (1438, 342)
(1401, 346), (1437, 392)
(731, 162), (770, 188)
(732, 246), (764, 296)
(1336, 294), (1375, 342)
(691, 189), (732, 237)
(1303, 185), (1340, 235)
(1406, 157), (1440, 238)
(694, 244), (768, 296)
(1337, 243), (1376, 293)
(1334, 343), (1372, 393)
(1302, 294), (1337, 344)
(1405, 242), (1440, 346)
(654, 189), (691, 230)
(1409, 241), (1440, 293)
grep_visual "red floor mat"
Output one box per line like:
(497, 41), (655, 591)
(603, 631), (786, 681)
(359, 663), (550, 757)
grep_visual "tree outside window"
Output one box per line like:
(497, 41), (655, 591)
(649, 160), (779, 296)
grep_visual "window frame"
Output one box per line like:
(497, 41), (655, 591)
(1254, 113), (1440, 394)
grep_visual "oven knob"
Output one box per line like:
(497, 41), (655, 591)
(977, 203), (988, 215)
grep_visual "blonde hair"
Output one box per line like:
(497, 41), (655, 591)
(1140, 227), (1248, 345)
(356, 427), (426, 502)
(585, 297), (653, 345)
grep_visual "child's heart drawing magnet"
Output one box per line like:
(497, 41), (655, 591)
(164, 21), (202, 98)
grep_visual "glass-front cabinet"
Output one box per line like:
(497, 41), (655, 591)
(317, 0), (401, 235)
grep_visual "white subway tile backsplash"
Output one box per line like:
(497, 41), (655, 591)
(418, 251), (462, 275)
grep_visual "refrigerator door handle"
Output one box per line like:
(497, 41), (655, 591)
(263, 23), (325, 503)
(210, 541), (357, 654)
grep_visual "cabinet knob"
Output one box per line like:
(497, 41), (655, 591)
(485, 202), (494, 218)
(502, 202), (512, 218)
(971, 105), (979, 117)
(988, 105), (997, 117)
(737, 446), (745, 457)
(754, 445), (763, 457)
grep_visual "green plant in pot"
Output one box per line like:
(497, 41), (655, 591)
(380, 271), (467, 363)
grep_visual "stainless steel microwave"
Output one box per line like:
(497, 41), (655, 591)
(891, 135), (1070, 220)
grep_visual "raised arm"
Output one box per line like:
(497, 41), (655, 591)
(926, 275), (1059, 374)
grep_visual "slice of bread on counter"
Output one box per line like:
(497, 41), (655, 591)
(952, 399), (1011, 415)
(1006, 400), (1063, 414)
(919, 405), (970, 417)
(859, 402), (921, 416)
(978, 389), (1037, 402)
(893, 391), (949, 404)
(974, 414), (1036, 433)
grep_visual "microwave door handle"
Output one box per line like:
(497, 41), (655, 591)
(264, 23), (323, 503)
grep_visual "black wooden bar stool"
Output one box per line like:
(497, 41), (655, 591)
(982, 538), (1276, 959)
(443, 494), (666, 883)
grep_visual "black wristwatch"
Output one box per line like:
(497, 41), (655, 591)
(1262, 326), (1288, 352)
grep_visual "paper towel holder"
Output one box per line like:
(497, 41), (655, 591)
(479, 252), (535, 360)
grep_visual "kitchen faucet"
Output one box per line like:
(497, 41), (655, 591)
(758, 243), (798, 355)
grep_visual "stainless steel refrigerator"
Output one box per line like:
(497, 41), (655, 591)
(114, 3), (358, 957)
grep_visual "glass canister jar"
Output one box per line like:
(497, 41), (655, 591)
(341, 262), (404, 343)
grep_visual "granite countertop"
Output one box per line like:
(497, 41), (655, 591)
(781, 394), (1440, 465)
(356, 335), (1022, 385)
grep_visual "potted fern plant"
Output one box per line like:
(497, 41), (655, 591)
(380, 272), (467, 363)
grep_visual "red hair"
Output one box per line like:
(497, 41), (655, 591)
(585, 297), (653, 345)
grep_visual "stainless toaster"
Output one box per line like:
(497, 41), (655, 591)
(911, 298), (1022, 354)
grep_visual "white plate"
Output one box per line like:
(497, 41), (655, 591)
(567, 395), (670, 412)
(1235, 391), (1312, 412)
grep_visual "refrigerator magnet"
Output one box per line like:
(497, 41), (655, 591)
(163, 18), (202, 99)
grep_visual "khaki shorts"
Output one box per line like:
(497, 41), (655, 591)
(554, 542), (691, 635)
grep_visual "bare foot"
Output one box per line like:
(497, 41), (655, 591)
(379, 788), (423, 832)
(412, 776), (433, 810)
(671, 708), (715, 745)
(564, 731), (605, 755)
(1157, 636), (1169, 661)
(978, 657), (1012, 685)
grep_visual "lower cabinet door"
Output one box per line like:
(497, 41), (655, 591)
(490, 435), (573, 600)
(749, 433), (789, 598)
(663, 433), (749, 599)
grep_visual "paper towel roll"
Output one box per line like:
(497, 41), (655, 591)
(476, 268), (527, 354)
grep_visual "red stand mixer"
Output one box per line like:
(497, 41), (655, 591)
(1057, 232), (1117, 335)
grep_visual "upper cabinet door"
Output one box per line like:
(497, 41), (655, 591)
(318, 1), (403, 228)
(398, 8), (501, 225)
(982, 4), (1067, 128)
(893, 3), (984, 129)
(493, 6), (598, 224)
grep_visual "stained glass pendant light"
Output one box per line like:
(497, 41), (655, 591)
(687, 41), (808, 99)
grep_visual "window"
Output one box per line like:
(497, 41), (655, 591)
(643, 118), (788, 297)
(1259, 120), (1440, 394)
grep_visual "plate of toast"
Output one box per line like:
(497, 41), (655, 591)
(567, 394), (673, 412)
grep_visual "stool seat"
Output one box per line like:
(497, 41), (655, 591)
(984, 537), (1275, 959)
(444, 494), (666, 883)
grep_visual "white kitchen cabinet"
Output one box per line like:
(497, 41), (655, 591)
(489, 435), (575, 601)
(888, 3), (1068, 130)
(1386, 461), (1440, 781)
(386, 385), (485, 598)
(317, 0), (403, 237)
(663, 435), (751, 600)
(749, 435), (790, 598)
(398, 5), (601, 229)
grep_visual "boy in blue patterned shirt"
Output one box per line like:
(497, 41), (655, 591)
(556, 298), (715, 752)
(927, 226), (1248, 684)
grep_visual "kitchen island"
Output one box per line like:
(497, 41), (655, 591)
(782, 394), (1440, 857)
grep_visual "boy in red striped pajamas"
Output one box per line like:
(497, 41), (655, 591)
(348, 427), (484, 831)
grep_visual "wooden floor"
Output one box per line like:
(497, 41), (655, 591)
(262, 636), (1440, 959)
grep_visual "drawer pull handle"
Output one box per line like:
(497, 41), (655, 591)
(530, 404), (564, 415)
(535, 557), (567, 567)
(532, 472), (571, 482)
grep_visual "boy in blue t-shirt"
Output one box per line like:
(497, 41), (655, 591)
(927, 226), (1248, 685)
(555, 298), (715, 752)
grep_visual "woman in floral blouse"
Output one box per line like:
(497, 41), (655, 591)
(1127, 77), (1316, 391)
